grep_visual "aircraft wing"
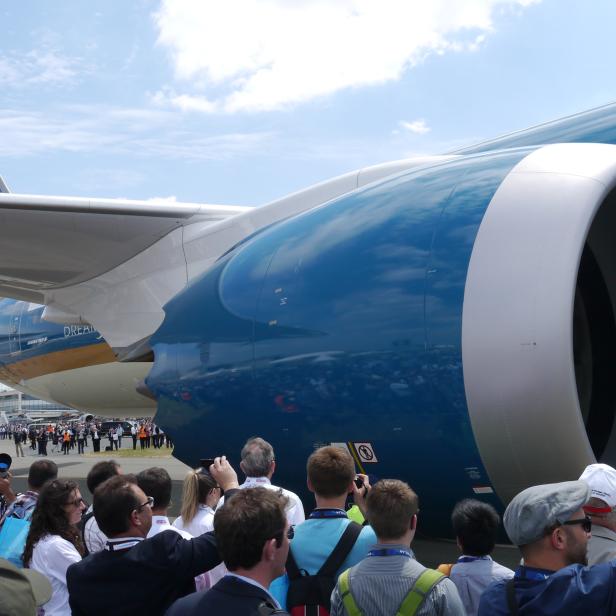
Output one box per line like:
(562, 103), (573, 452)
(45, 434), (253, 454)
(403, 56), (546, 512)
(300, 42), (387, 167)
(0, 192), (252, 303)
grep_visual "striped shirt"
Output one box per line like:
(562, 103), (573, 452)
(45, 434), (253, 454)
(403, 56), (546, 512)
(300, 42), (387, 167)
(330, 543), (465, 616)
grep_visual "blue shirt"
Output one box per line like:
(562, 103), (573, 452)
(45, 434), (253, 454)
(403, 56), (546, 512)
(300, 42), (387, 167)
(269, 514), (377, 609)
(449, 555), (513, 616)
(478, 563), (616, 615)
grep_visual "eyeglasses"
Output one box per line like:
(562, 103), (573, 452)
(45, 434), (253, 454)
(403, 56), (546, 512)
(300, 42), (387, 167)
(562, 515), (592, 533)
(67, 497), (85, 508)
(136, 496), (154, 511)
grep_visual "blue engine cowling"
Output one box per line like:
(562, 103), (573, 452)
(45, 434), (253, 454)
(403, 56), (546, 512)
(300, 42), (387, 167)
(147, 143), (616, 537)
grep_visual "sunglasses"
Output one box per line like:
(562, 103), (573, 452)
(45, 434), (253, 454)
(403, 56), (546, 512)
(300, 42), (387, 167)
(274, 526), (294, 547)
(136, 496), (155, 511)
(562, 515), (592, 533)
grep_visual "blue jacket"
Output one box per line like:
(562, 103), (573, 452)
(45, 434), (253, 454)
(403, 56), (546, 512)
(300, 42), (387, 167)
(478, 564), (616, 615)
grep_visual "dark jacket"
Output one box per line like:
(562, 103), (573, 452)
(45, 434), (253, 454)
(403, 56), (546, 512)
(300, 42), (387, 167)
(165, 575), (290, 616)
(67, 529), (222, 616)
(478, 563), (616, 615)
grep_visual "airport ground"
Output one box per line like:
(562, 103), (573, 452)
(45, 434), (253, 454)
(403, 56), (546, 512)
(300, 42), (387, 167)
(0, 438), (520, 569)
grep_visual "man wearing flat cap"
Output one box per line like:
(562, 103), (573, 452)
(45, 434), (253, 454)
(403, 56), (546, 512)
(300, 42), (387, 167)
(579, 463), (616, 564)
(479, 480), (616, 615)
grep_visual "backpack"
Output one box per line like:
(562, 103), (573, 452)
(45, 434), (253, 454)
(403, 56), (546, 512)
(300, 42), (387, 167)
(286, 521), (362, 616)
(338, 567), (445, 616)
(0, 499), (36, 567)
(79, 510), (96, 556)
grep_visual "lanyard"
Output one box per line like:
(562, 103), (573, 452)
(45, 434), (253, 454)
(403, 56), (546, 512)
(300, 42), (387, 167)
(367, 548), (412, 558)
(457, 555), (491, 563)
(514, 566), (554, 581)
(309, 509), (348, 519)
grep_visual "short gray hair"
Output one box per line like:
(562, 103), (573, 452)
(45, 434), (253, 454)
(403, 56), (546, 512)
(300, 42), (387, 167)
(240, 437), (274, 477)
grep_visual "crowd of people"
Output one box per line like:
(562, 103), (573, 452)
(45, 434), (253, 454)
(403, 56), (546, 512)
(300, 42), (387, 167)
(0, 436), (615, 615)
(0, 419), (172, 459)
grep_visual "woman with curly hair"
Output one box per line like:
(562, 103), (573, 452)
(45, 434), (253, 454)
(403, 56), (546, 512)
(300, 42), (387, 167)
(23, 479), (86, 615)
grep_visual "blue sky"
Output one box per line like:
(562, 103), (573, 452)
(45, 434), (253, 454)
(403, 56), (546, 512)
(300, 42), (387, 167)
(1, 0), (616, 205)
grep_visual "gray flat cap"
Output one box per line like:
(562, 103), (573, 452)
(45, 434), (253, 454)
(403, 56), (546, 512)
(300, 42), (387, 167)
(503, 481), (590, 546)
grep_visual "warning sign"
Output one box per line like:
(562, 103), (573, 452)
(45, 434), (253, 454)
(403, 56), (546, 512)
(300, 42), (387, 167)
(352, 442), (378, 463)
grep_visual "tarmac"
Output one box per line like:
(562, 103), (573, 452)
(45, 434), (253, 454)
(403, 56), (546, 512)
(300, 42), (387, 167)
(0, 436), (521, 569)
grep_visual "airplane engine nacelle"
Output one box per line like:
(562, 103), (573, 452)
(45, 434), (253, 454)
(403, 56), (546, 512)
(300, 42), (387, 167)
(148, 143), (616, 535)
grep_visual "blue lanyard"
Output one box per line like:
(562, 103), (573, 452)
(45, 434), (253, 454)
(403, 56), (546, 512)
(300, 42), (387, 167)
(457, 556), (491, 563)
(367, 548), (412, 558)
(309, 509), (348, 519)
(515, 566), (554, 581)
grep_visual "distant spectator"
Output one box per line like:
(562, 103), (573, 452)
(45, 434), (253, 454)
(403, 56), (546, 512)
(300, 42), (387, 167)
(330, 479), (465, 616)
(442, 499), (513, 616)
(66, 457), (240, 616)
(13, 428), (24, 457)
(82, 460), (122, 555)
(166, 487), (291, 616)
(579, 463), (616, 564)
(0, 459), (58, 528)
(217, 436), (305, 526)
(23, 479), (86, 616)
(270, 445), (376, 612)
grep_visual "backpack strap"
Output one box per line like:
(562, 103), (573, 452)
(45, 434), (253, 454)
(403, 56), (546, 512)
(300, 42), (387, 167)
(317, 522), (362, 577)
(285, 545), (303, 581)
(339, 568), (362, 616)
(397, 569), (445, 616)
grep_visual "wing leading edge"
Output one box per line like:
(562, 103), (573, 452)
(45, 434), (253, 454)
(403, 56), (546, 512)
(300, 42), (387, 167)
(0, 192), (252, 302)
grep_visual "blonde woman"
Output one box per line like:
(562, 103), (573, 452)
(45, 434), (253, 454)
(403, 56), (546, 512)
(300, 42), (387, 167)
(173, 468), (221, 536)
(173, 468), (224, 588)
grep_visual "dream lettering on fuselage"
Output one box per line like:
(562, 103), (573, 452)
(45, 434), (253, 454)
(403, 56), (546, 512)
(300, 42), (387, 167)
(63, 325), (97, 337)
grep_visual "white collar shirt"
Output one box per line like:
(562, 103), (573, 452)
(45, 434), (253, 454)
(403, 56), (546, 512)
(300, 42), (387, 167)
(148, 515), (192, 539)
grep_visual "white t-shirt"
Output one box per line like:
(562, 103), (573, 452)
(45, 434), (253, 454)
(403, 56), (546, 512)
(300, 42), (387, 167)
(173, 504), (216, 538)
(218, 477), (306, 526)
(30, 534), (82, 616)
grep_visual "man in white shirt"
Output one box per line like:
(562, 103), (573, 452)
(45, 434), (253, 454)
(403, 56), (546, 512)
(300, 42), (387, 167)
(82, 460), (122, 554)
(136, 467), (192, 539)
(579, 463), (616, 564)
(447, 499), (513, 616)
(218, 436), (305, 526)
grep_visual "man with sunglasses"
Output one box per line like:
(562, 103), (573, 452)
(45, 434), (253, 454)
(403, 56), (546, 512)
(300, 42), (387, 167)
(66, 456), (241, 616)
(478, 480), (616, 615)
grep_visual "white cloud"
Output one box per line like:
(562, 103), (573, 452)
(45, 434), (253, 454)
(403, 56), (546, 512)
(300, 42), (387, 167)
(0, 107), (273, 161)
(0, 49), (83, 87)
(153, 0), (540, 113)
(399, 120), (431, 135)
